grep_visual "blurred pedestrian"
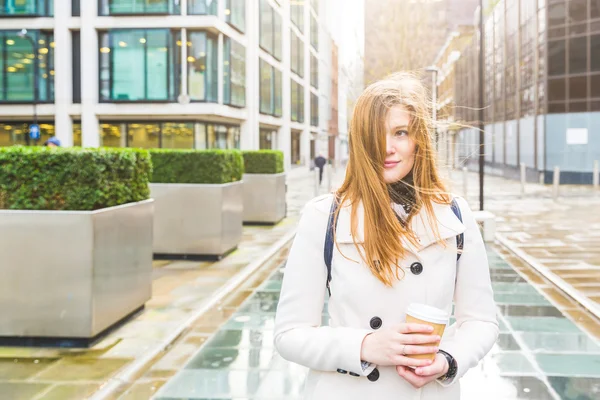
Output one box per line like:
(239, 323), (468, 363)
(274, 72), (498, 399)
(44, 137), (61, 148)
(314, 154), (327, 185)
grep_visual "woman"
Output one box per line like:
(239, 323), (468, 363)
(274, 73), (498, 399)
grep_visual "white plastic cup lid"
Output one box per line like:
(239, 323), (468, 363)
(406, 303), (448, 325)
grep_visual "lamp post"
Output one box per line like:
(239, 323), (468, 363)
(18, 28), (38, 146)
(478, 0), (485, 211)
(425, 66), (439, 152)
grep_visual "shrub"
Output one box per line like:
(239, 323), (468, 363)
(0, 147), (151, 211)
(149, 149), (244, 184)
(242, 150), (284, 174)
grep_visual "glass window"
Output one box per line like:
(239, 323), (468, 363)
(162, 122), (194, 148)
(224, 37), (246, 107)
(310, 0), (318, 13)
(72, 0), (80, 16)
(0, 121), (55, 146)
(73, 122), (82, 146)
(0, 0), (53, 16)
(225, 0), (245, 33)
(548, 0), (566, 27)
(291, 131), (301, 164)
(311, 93), (318, 127)
(568, 0), (587, 23)
(188, 0), (218, 15)
(127, 123), (160, 148)
(591, 74), (600, 97)
(569, 75), (587, 99)
(291, 31), (304, 78)
(100, 123), (125, 147)
(72, 31), (81, 104)
(259, 58), (281, 117)
(259, 0), (282, 60)
(310, 13), (318, 50)
(291, 3), (304, 33)
(259, 128), (276, 149)
(593, 0), (600, 19)
(291, 79), (304, 123)
(569, 36), (587, 74)
(0, 30), (54, 103)
(99, 0), (180, 15)
(592, 35), (600, 71)
(548, 77), (566, 101)
(548, 39), (566, 76)
(311, 54), (318, 88)
(188, 31), (218, 102)
(206, 124), (239, 149)
(99, 29), (178, 102)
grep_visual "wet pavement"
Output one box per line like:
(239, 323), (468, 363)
(449, 170), (600, 317)
(153, 246), (600, 400)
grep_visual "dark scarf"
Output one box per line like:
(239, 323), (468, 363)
(387, 172), (417, 218)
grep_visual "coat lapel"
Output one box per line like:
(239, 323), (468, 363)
(335, 199), (466, 254)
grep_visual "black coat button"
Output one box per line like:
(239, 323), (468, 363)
(349, 372), (360, 377)
(370, 316), (382, 330)
(367, 368), (380, 382)
(337, 369), (347, 374)
(410, 262), (423, 275)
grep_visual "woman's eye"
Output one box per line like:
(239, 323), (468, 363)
(395, 130), (408, 137)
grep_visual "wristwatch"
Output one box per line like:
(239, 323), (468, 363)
(437, 350), (458, 382)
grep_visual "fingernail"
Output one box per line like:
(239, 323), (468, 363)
(428, 326), (434, 331)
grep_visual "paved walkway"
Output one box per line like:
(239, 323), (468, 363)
(448, 170), (600, 326)
(153, 246), (600, 400)
(0, 167), (328, 400)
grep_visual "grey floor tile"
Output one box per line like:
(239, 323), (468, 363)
(548, 376), (600, 400)
(186, 348), (276, 370)
(496, 333), (522, 351)
(154, 370), (265, 399)
(497, 304), (565, 318)
(494, 293), (553, 306)
(535, 354), (600, 377)
(490, 352), (537, 374)
(518, 332), (600, 353)
(506, 316), (581, 333)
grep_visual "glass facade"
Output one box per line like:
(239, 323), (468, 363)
(291, 79), (304, 123)
(225, 0), (245, 33)
(259, 58), (282, 117)
(99, 29), (179, 102)
(224, 37), (246, 107)
(201, 123), (240, 149)
(310, 53), (318, 88)
(188, 31), (218, 102)
(291, 2), (304, 33)
(259, 0), (282, 60)
(0, 0), (53, 16)
(310, 13), (318, 50)
(291, 30), (304, 78)
(0, 121), (55, 146)
(188, 0), (217, 15)
(0, 30), (54, 103)
(310, 92), (318, 127)
(291, 130), (301, 164)
(259, 128), (277, 150)
(99, 0), (180, 15)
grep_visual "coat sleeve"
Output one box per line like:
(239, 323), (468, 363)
(438, 197), (499, 386)
(274, 196), (373, 375)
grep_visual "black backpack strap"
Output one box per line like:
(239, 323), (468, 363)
(324, 195), (339, 297)
(450, 198), (464, 261)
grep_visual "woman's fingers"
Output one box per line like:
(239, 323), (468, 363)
(398, 323), (434, 334)
(401, 344), (439, 355)
(393, 355), (434, 368)
(400, 334), (440, 345)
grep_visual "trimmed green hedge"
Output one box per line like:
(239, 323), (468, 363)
(149, 149), (244, 184)
(0, 147), (151, 211)
(242, 150), (284, 174)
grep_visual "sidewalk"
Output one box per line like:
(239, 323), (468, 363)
(0, 168), (329, 400)
(448, 170), (600, 334)
(153, 246), (600, 400)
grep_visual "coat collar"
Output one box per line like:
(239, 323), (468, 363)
(335, 198), (466, 254)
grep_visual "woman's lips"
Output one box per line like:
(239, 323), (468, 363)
(384, 160), (400, 169)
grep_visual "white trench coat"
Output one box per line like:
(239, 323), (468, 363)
(274, 194), (499, 400)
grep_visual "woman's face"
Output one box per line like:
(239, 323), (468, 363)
(383, 105), (417, 184)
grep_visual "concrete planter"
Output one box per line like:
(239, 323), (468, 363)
(0, 200), (154, 341)
(243, 173), (287, 225)
(150, 182), (243, 259)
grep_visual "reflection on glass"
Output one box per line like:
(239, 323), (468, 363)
(73, 122), (82, 146)
(0, 122), (55, 146)
(259, 128), (276, 150)
(260, 59), (272, 114)
(0, 0), (53, 16)
(204, 123), (240, 149)
(0, 30), (54, 102)
(188, 31), (218, 102)
(162, 122), (194, 148)
(188, 0), (217, 15)
(100, 123), (124, 147)
(99, 29), (175, 102)
(128, 123), (160, 148)
(224, 38), (246, 107)
(225, 0), (246, 33)
(291, 131), (301, 165)
(99, 0), (179, 15)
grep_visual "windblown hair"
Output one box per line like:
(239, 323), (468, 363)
(335, 72), (450, 287)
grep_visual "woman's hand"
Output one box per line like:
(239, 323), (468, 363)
(360, 323), (440, 368)
(396, 353), (449, 388)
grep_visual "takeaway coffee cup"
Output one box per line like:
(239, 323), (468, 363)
(405, 303), (448, 361)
